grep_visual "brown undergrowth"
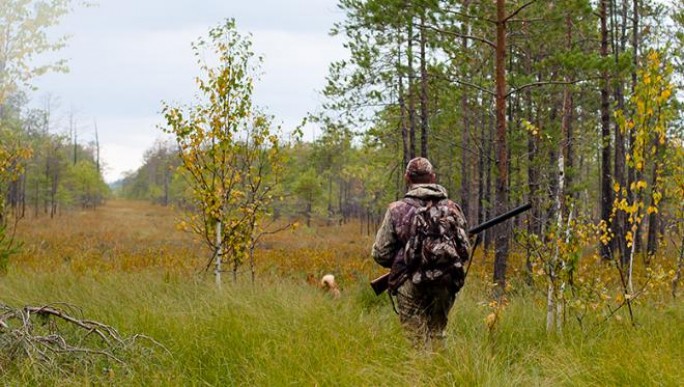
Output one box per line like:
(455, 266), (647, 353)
(14, 200), (202, 275)
(12, 200), (382, 286)
(12, 199), (678, 309)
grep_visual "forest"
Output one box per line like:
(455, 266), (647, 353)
(1, 0), (683, 385)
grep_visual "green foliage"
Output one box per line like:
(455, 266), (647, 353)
(293, 168), (322, 216)
(61, 159), (109, 207)
(0, 0), (73, 104)
(0, 129), (32, 219)
(118, 140), (180, 205)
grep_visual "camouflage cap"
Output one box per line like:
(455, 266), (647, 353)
(405, 157), (434, 177)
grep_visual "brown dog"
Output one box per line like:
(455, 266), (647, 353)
(320, 274), (341, 298)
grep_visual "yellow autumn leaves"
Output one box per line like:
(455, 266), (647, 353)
(611, 50), (675, 250)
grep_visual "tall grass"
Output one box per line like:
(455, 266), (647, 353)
(1, 200), (682, 385)
(2, 268), (682, 386)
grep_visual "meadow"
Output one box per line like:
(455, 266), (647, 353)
(1, 200), (682, 386)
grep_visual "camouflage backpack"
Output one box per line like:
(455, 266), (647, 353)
(403, 198), (469, 289)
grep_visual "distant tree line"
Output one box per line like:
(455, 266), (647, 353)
(1, 92), (110, 221)
(116, 140), (180, 207)
(1, 0), (108, 232)
(116, 137), (384, 230)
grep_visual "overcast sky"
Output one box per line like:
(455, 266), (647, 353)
(32, 0), (347, 182)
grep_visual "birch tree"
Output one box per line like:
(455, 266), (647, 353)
(0, 0), (73, 105)
(162, 19), (286, 286)
(614, 50), (674, 292)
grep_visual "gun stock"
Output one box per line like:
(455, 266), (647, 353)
(370, 273), (390, 296)
(370, 203), (531, 295)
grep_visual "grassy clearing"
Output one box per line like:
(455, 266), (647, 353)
(1, 200), (682, 385)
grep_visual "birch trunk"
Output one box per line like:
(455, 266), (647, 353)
(628, 223), (636, 294)
(547, 140), (566, 332)
(215, 220), (222, 288)
(546, 280), (555, 332)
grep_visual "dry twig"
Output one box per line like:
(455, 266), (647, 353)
(0, 302), (167, 374)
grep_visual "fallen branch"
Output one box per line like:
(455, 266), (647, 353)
(0, 302), (167, 375)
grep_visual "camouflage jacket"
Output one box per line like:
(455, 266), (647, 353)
(371, 184), (470, 289)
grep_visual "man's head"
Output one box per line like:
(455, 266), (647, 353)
(405, 157), (436, 185)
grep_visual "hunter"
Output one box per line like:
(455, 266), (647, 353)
(372, 157), (470, 348)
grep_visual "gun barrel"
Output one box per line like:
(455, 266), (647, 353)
(467, 203), (531, 235)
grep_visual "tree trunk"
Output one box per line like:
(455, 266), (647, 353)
(526, 89), (539, 285)
(419, 11), (428, 158)
(215, 220), (222, 288)
(560, 109), (569, 221)
(566, 89), (575, 205)
(460, 93), (470, 223)
(33, 167), (39, 218)
(672, 232), (684, 298)
(562, 14), (574, 220)
(599, 0), (613, 260)
(163, 165), (170, 207)
(95, 121), (101, 175)
(70, 112), (78, 166)
(477, 106), (486, 235)
(628, 0), (642, 255)
(406, 6), (416, 160)
(398, 26), (410, 168)
(249, 241), (256, 284)
(484, 103), (493, 252)
(459, 22), (471, 224)
(547, 103), (559, 227)
(612, 0), (628, 264)
(493, 0), (509, 294)
(50, 155), (59, 218)
(549, 73), (570, 332)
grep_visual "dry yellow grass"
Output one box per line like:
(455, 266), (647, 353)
(12, 200), (381, 285)
(14, 200), (203, 275)
(12, 199), (677, 304)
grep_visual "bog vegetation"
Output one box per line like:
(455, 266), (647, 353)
(1, 201), (683, 385)
(1, 0), (683, 385)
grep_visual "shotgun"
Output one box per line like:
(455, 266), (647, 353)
(370, 202), (531, 295)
